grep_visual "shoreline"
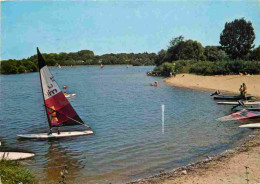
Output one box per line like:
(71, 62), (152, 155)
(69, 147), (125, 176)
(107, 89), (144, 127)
(127, 130), (260, 184)
(164, 74), (260, 98)
(127, 74), (260, 184)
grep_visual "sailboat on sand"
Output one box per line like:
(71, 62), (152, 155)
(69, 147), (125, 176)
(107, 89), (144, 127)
(17, 48), (93, 139)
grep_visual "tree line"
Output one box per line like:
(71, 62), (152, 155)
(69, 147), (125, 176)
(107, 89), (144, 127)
(151, 18), (260, 76)
(0, 50), (157, 74)
(1, 18), (260, 75)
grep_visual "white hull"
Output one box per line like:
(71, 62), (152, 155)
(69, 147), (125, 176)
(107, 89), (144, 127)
(217, 101), (260, 106)
(17, 130), (93, 139)
(239, 123), (260, 128)
(0, 152), (35, 160)
(64, 93), (76, 98)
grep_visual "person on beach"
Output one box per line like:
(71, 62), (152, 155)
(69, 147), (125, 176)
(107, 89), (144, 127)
(242, 83), (247, 100)
(239, 85), (243, 97)
(210, 90), (220, 96)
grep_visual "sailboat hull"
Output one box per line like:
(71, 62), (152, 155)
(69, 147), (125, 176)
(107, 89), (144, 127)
(64, 93), (76, 98)
(239, 123), (260, 128)
(0, 152), (35, 160)
(217, 101), (260, 105)
(17, 130), (93, 139)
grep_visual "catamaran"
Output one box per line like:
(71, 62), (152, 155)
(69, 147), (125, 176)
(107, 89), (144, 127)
(17, 48), (93, 139)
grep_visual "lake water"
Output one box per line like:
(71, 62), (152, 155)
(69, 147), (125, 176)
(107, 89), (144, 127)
(0, 66), (250, 183)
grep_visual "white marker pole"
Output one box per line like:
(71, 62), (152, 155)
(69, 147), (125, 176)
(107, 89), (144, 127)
(162, 104), (165, 134)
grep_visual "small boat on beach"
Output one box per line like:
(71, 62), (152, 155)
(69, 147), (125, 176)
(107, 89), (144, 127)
(17, 48), (93, 139)
(217, 101), (260, 106)
(217, 109), (260, 121)
(232, 107), (260, 112)
(212, 94), (253, 100)
(239, 123), (260, 129)
(0, 152), (35, 160)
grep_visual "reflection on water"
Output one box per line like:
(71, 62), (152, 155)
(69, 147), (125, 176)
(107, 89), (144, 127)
(43, 141), (82, 183)
(0, 66), (250, 183)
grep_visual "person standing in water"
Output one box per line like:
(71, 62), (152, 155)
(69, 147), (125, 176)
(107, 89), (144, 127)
(63, 86), (68, 96)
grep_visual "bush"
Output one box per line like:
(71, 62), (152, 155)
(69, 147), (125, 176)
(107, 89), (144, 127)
(189, 60), (260, 75)
(0, 160), (37, 184)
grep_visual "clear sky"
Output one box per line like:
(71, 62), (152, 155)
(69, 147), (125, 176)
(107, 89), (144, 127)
(1, 0), (260, 60)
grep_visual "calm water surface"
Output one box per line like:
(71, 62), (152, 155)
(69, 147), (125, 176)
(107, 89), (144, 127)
(0, 66), (249, 183)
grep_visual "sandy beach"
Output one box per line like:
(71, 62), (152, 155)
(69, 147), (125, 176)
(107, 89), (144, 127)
(164, 74), (260, 98)
(128, 131), (260, 184)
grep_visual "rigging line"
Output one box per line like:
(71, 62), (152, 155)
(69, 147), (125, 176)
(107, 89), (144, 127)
(49, 108), (90, 128)
(64, 115), (90, 128)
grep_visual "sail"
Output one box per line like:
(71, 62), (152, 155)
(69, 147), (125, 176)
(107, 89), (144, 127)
(37, 47), (85, 128)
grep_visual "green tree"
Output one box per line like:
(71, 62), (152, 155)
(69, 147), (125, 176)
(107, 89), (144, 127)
(164, 36), (184, 62)
(165, 38), (205, 62)
(250, 46), (260, 61)
(204, 46), (228, 61)
(155, 49), (166, 66)
(220, 18), (255, 59)
(168, 35), (184, 48)
(0, 60), (18, 74)
(178, 40), (205, 61)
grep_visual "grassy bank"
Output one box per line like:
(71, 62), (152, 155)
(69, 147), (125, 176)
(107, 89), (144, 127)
(0, 160), (37, 184)
(150, 60), (260, 76)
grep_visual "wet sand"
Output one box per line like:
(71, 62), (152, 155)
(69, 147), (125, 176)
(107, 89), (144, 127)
(128, 131), (260, 184)
(164, 74), (260, 98)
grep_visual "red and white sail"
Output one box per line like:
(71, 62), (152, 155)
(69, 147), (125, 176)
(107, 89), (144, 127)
(37, 48), (85, 128)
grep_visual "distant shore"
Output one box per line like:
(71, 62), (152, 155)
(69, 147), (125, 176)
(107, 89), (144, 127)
(164, 74), (260, 98)
(128, 131), (259, 184)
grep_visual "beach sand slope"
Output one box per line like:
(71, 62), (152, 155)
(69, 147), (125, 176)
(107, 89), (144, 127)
(128, 133), (260, 184)
(162, 138), (260, 184)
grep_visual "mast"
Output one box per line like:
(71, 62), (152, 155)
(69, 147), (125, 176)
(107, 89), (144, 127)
(37, 47), (52, 128)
